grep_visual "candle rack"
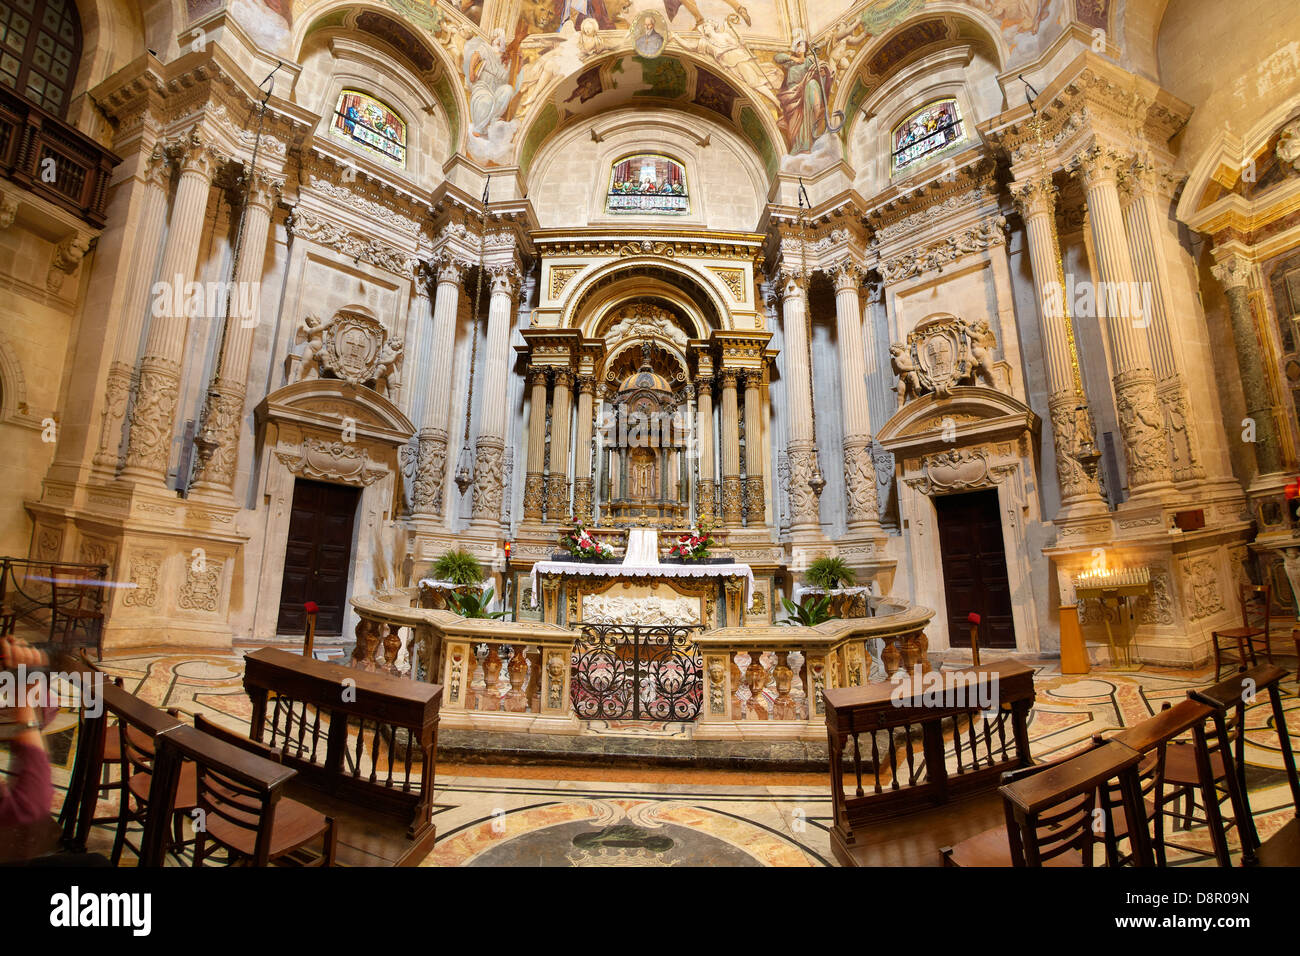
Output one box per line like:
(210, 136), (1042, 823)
(1073, 566), (1151, 669)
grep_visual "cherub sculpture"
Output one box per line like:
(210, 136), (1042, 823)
(890, 343), (923, 408)
(960, 317), (998, 387)
(296, 312), (337, 381)
(375, 337), (404, 396)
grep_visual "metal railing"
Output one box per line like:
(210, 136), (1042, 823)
(0, 556), (109, 644)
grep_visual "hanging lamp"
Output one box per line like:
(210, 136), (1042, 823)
(454, 176), (490, 494)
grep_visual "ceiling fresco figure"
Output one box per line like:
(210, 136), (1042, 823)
(774, 29), (831, 155)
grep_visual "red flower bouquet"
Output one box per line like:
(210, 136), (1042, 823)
(668, 526), (713, 561)
(560, 521), (612, 560)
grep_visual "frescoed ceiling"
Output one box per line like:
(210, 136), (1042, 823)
(220, 0), (1111, 172)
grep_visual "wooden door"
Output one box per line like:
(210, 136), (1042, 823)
(276, 479), (360, 636)
(933, 488), (1015, 649)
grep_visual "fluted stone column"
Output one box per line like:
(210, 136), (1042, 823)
(1122, 163), (1205, 483)
(1074, 144), (1173, 497)
(470, 263), (518, 527)
(831, 264), (880, 532)
(522, 366), (549, 522)
(1211, 254), (1283, 476)
(779, 273), (823, 533)
(93, 146), (170, 477)
(696, 375), (715, 524)
(719, 368), (742, 526)
(742, 369), (765, 527)
(190, 174), (279, 493)
(547, 368), (574, 522)
(573, 374), (597, 524)
(412, 259), (464, 518)
(121, 131), (220, 486)
(1011, 177), (1107, 510)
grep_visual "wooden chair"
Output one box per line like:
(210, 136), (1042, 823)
(48, 566), (105, 661)
(941, 738), (1110, 867)
(1211, 584), (1271, 681)
(105, 687), (196, 865)
(999, 740), (1152, 867)
(147, 723), (336, 867)
(1192, 664), (1300, 866)
(57, 653), (125, 846)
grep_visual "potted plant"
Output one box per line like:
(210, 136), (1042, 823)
(804, 556), (867, 618)
(777, 595), (835, 627)
(557, 521), (616, 562)
(447, 587), (506, 620)
(421, 549), (485, 610)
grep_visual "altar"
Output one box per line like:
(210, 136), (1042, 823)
(528, 530), (754, 628)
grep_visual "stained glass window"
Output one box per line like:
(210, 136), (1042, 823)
(0, 0), (81, 117)
(891, 98), (964, 175)
(607, 153), (688, 214)
(332, 90), (407, 167)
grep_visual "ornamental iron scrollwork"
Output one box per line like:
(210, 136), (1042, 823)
(571, 623), (704, 721)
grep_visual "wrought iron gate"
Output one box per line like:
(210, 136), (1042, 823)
(571, 623), (704, 721)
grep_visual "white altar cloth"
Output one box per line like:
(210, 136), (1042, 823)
(623, 528), (660, 566)
(529, 560), (755, 610)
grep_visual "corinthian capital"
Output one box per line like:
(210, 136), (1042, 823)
(171, 127), (222, 180)
(1070, 143), (1127, 191)
(830, 261), (864, 293)
(487, 262), (520, 299)
(1210, 254), (1255, 292)
(1010, 177), (1057, 220)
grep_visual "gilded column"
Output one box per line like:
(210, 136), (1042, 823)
(719, 367), (742, 526)
(695, 375), (715, 524)
(547, 368), (574, 522)
(1073, 143), (1173, 497)
(1010, 177), (1106, 509)
(121, 130), (220, 486)
(779, 272), (823, 533)
(93, 145), (170, 477)
(831, 264), (880, 532)
(471, 262), (518, 527)
(1211, 254), (1283, 476)
(412, 258), (464, 518)
(522, 366), (549, 522)
(572, 374), (597, 524)
(742, 369), (765, 527)
(190, 173), (280, 493)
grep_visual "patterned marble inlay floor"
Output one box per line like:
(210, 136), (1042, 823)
(13, 649), (1298, 867)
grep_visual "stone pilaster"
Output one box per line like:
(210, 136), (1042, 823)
(719, 367), (742, 526)
(696, 375), (715, 524)
(1010, 176), (1107, 512)
(831, 263), (880, 532)
(522, 366), (549, 522)
(413, 257), (466, 518)
(546, 368), (574, 522)
(471, 263), (519, 527)
(778, 272), (822, 533)
(572, 374), (597, 524)
(1073, 143), (1173, 498)
(741, 369), (765, 527)
(120, 130), (221, 485)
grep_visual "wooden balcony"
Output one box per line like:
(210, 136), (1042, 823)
(0, 87), (119, 228)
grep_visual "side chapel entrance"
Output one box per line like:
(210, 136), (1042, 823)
(934, 488), (1015, 649)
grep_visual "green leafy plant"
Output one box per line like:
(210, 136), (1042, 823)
(805, 556), (856, 590)
(447, 587), (505, 619)
(779, 595), (835, 627)
(431, 549), (484, 586)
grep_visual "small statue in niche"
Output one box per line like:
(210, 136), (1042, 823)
(889, 343), (923, 408)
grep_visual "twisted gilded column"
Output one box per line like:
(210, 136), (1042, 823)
(1011, 177), (1106, 510)
(522, 366), (549, 522)
(831, 264), (880, 532)
(1073, 143), (1173, 497)
(779, 272), (823, 533)
(547, 368), (574, 522)
(573, 374), (597, 524)
(93, 145), (170, 477)
(719, 367), (742, 526)
(742, 369), (765, 527)
(695, 375), (715, 524)
(1211, 254), (1283, 476)
(190, 173), (280, 493)
(470, 262), (519, 527)
(412, 258), (465, 518)
(121, 130), (220, 486)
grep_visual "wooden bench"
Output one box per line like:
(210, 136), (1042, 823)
(242, 647), (443, 865)
(823, 659), (1035, 866)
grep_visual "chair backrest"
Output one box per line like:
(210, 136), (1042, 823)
(1000, 740), (1146, 867)
(149, 724), (296, 867)
(49, 565), (88, 611)
(1239, 583), (1270, 631)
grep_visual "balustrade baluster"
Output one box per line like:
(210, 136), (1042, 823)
(352, 718), (365, 778)
(852, 732), (864, 798)
(951, 714), (965, 772)
(965, 711), (979, 768)
(403, 732), (413, 792)
(385, 723), (396, 787)
(310, 707), (322, 763)
(270, 696), (284, 749)
(887, 728), (900, 791)
(995, 709), (1009, 760)
(369, 722), (382, 783)
(903, 725), (917, 786)
(296, 701), (308, 756)
(869, 729), (882, 795)
(981, 714), (995, 768)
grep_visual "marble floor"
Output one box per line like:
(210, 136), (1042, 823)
(9, 647), (1299, 867)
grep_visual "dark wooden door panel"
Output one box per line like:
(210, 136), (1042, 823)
(276, 479), (360, 636)
(934, 489), (1016, 650)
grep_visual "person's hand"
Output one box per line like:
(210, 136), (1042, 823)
(2, 638), (47, 738)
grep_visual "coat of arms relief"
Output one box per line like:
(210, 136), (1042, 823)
(294, 308), (403, 397)
(889, 313), (1003, 408)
